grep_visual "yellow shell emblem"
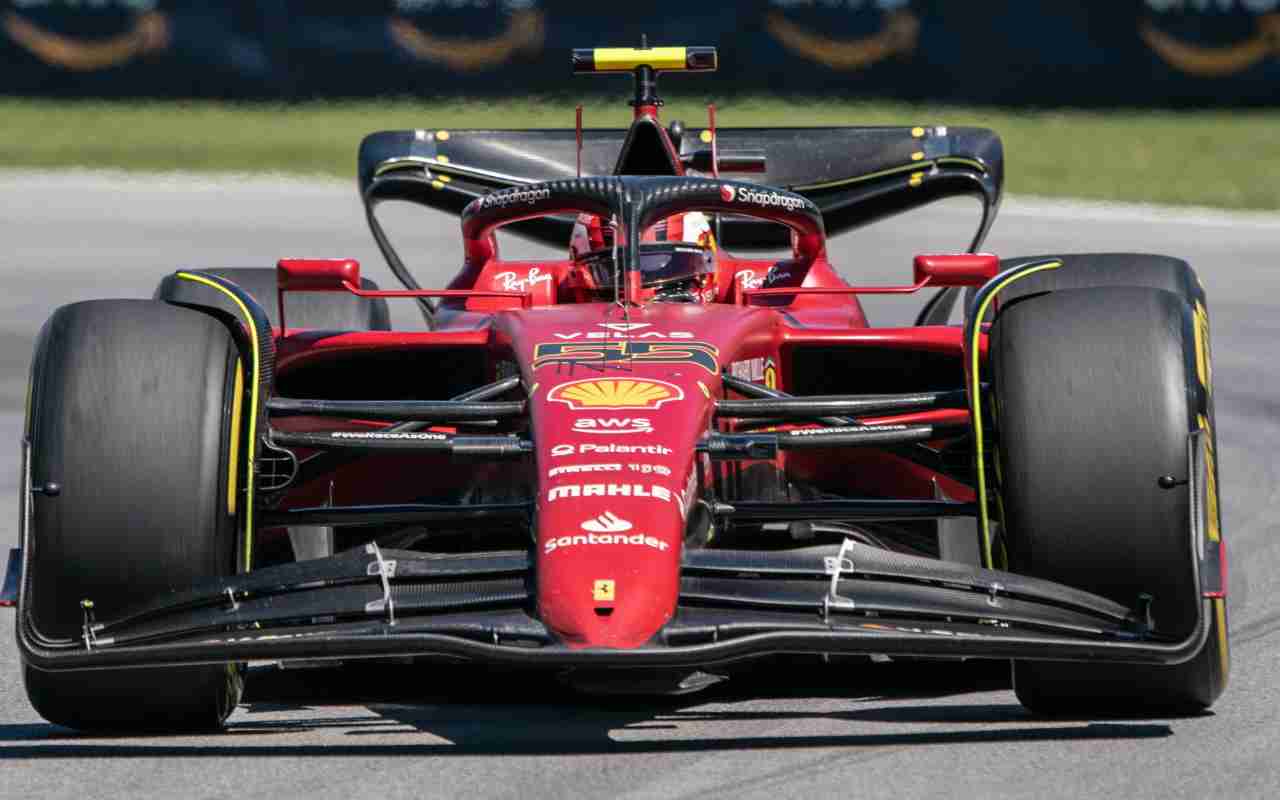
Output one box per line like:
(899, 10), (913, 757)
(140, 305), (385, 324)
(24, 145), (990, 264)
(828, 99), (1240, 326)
(548, 378), (684, 410)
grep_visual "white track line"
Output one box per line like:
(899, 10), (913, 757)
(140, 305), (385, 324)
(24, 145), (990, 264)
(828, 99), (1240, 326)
(1003, 195), (1280, 231)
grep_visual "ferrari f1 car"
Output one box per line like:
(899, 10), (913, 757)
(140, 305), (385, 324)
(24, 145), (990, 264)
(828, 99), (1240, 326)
(5, 46), (1229, 731)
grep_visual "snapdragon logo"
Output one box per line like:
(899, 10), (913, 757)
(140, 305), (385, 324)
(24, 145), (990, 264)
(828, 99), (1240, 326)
(478, 186), (551, 209)
(727, 185), (808, 212)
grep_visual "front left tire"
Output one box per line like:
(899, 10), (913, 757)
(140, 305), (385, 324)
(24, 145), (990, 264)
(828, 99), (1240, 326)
(21, 299), (247, 731)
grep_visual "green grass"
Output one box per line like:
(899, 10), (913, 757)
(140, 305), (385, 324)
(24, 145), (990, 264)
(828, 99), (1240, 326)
(3, 97), (1278, 210)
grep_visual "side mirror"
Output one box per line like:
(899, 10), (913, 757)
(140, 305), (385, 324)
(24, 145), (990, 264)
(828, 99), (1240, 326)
(275, 259), (361, 330)
(913, 253), (999, 288)
(277, 258), (360, 292)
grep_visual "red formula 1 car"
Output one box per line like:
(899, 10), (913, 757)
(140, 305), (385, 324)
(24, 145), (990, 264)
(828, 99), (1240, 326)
(6, 46), (1228, 731)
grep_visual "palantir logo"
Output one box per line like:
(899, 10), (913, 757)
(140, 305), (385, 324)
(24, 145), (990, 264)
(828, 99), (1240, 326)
(581, 511), (633, 533)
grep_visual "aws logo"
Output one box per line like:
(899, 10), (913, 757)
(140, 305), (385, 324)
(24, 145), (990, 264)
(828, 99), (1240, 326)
(5, 1), (544, 74)
(764, 1), (919, 71)
(548, 378), (684, 411)
(388, 1), (545, 72)
(3, 6), (169, 72)
(572, 418), (652, 435)
(1141, 3), (1280, 77)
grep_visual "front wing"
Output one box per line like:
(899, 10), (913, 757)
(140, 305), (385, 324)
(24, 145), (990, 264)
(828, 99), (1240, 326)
(13, 500), (1217, 673)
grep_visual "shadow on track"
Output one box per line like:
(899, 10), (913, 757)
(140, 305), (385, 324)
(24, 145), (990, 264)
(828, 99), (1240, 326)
(0, 658), (1175, 758)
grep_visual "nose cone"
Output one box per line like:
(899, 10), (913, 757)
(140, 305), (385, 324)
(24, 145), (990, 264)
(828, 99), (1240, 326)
(531, 375), (708, 649)
(515, 305), (728, 648)
(539, 498), (686, 648)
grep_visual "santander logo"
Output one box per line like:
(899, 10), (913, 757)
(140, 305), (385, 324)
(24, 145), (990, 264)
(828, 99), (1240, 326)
(581, 511), (632, 533)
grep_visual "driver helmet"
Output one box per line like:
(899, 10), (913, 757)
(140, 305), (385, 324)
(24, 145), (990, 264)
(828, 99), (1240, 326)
(570, 212), (717, 301)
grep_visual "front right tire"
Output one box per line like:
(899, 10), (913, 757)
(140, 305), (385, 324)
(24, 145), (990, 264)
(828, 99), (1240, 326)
(990, 286), (1228, 715)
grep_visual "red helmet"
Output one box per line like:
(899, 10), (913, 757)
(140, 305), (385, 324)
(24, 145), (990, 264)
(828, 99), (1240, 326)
(570, 211), (718, 302)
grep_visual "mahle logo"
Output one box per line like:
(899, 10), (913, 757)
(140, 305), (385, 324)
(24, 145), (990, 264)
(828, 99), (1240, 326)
(548, 378), (684, 410)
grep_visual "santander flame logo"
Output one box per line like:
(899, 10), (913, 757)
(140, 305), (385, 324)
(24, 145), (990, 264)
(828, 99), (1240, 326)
(581, 511), (633, 533)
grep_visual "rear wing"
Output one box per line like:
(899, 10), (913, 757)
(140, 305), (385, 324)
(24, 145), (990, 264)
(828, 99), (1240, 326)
(358, 124), (1003, 256)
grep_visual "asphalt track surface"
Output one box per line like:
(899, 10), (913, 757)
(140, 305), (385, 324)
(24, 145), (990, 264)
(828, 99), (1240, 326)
(2, 172), (1279, 799)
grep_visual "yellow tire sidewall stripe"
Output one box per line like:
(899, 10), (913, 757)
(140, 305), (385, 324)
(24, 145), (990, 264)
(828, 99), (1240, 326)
(226, 360), (244, 518)
(175, 271), (260, 571)
(970, 260), (1063, 568)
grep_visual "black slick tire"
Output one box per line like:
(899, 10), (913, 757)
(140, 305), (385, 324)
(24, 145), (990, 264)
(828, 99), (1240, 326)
(990, 286), (1228, 715)
(965, 253), (1204, 323)
(994, 253), (1201, 304)
(22, 299), (246, 731)
(156, 267), (391, 330)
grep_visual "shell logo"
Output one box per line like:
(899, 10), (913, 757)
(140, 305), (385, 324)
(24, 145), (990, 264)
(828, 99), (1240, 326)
(547, 378), (684, 410)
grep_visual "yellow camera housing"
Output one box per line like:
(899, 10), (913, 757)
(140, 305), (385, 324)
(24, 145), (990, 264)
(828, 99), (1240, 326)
(572, 46), (717, 74)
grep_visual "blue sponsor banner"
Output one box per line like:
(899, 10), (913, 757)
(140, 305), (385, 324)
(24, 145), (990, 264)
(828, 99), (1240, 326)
(743, 0), (1280, 105)
(269, 1), (555, 96)
(0, 1), (277, 97)
(1, 1), (1277, 104)
(1135, 0), (1280, 104)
